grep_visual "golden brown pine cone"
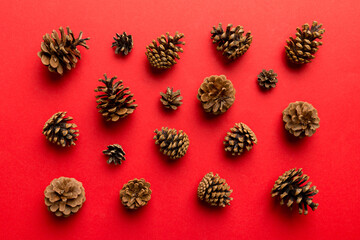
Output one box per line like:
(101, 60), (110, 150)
(112, 32), (133, 55)
(153, 127), (189, 159)
(257, 69), (278, 89)
(120, 178), (152, 210)
(224, 123), (257, 156)
(160, 87), (183, 110)
(103, 144), (126, 165)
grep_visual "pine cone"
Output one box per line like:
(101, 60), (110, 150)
(197, 172), (233, 207)
(95, 74), (138, 121)
(103, 144), (126, 165)
(257, 69), (278, 89)
(112, 32), (133, 55)
(37, 26), (89, 75)
(153, 127), (189, 159)
(271, 168), (319, 215)
(145, 32), (185, 69)
(224, 123), (257, 156)
(197, 75), (236, 115)
(283, 101), (320, 138)
(211, 23), (253, 60)
(160, 87), (183, 110)
(42, 112), (79, 147)
(285, 21), (325, 64)
(120, 178), (152, 210)
(44, 177), (86, 217)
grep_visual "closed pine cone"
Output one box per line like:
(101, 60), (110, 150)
(258, 69), (278, 89)
(44, 177), (86, 217)
(120, 178), (152, 210)
(95, 74), (138, 122)
(285, 21), (325, 64)
(224, 123), (257, 156)
(42, 112), (79, 147)
(103, 144), (126, 165)
(197, 75), (236, 115)
(197, 172), (233, 207)
(211, 23), (253, 60)
(271, 168), (319, 215)
(283, 101), (320, 138)
(160, 87), (183, 110)
(145, 32), (185, 69)
(112, 32), (133, 55)
(153, 127), (189, 159)
(37, 26), (89, 75)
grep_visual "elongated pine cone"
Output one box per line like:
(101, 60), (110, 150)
(160, 87), (183, 110)
(112, 32), (133, 55)
(44, 177), (86, 217)
(103, 144), (126, 165)
(95, 74), (138, 121)
(153, 127), (189, 159)
(211, 23), (253, 60)
(145, 32), (185, 69)
(120, 178), (152, 210)
(224, 123), (257, 156)
(197, 75), (236, 115)
(283, 101), (320, 138)
(258, 69), (278, 89)
(38, 26), (89, 75)
(285, 21), (325, 64)
(197, 172), (233, 207)
(271, 168), (319, 215)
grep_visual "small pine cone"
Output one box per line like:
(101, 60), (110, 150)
(197, 172), (233, 207)
(112, 32), (133, 55)
(95, 74), (138, 121)
(44, 177), (86, 217)
(211, 23), (253, 60)
(197, 75), (236, 115)
(283, 101), (320, 138)
(42, 112), (79, 147)
(120, 178), (152, 210)
(258, 69), (278, 89)
(145, 32), (185, 69)
(103, 144), (126, 165)
(271, 168), (319, 215)
(160, 87), (183, 110)
(224, 123), (257, 156)
(285, 21), (325, 64)
(153, 127), (189, 159)
(37, 26), (89, 75)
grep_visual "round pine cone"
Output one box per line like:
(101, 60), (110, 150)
(283, 101), (320, 138)
(153, 127), (189, 160)
(224, 123), (257, 156)
(197, 75), (236, 115)
(271, 168), (319, 215)
(257, 69), (278, 89)
(103, 144), (126, 165)
(44, 177), (86, 217)
(112, 32), (133, 55)
(197, 172), (233, 207)
(160, 87), (183, 110)
(120, 178), (152, 210)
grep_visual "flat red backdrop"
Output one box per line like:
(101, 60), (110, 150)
(0, 0), (359, 239)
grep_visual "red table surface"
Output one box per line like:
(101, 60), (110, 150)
(0, 0), (359, 239)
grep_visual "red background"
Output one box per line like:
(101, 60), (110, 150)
(0, 0), (359, 239)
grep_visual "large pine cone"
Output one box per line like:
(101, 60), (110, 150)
(42, 112), (79, 147)
(224, 123), (257, 156)
(37, 26), (89, 75)
(112, 32), (133, 55)
(197, 172), (233, 207)
(211, 23), (253, 60)
(95, 74), (138, 121)
(160, 87), (183, 110)
(283, 101), (320, 138)
(197, 75), (236, 115)
(44, 177), (86, 217)
(153, 127), (189, 159)
(285, 21), (325, 64)
(257, 69), (278, 89)
(145, 32), (185, 69)
(120, 178), (152, 210)
(271, 168), (319, 215)
(103, 144), (126, 165)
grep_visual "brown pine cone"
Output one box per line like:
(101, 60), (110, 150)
(211, 23), (253, 60)
(145, 32), (185, 69)
(197, 75), (236, 115)
(197, 172), (233, 207)
(153, 127), (189, 159)
(120, 178), (152, 210)
(160, 87), (183, 110)
(285, 21), (325, 64)
(283, 101), (320, 138)
(103, 144), (126, 165)
(271, 168), (319, 215)
(44, 177), (86, 217)
(257, 69), (278, 89)
(224, 123), (257, 156)
(95, 74), (138, 121)
(37, 26), (89, 75)
(112, 32), (133, 55)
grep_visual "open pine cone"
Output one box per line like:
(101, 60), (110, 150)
(153, 127), (189, 159)
(271, 168), (319, 215)
(285, 21), (325, 64)
(224, 123), (257, 156)
(103, 144), (126, 165)
(44, 177), (86, 217)
(38, 26), (89, 75)
(283, 101), (320, 138)
(257, 69), (278, 89)
(95, 74), (138, 121)
(112, 32), (133, 55)
(120, 178), (152, 210)
(160, 87), (183, 110)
